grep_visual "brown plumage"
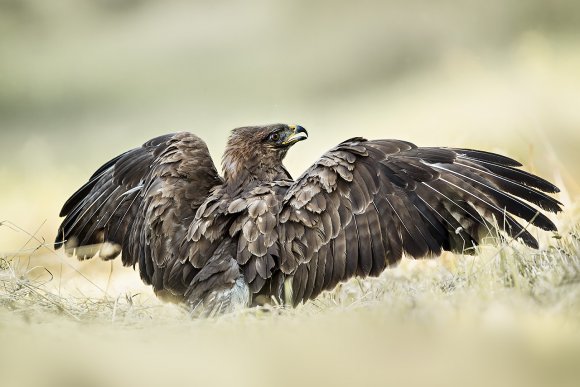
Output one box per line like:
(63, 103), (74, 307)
(55, 124), (562, 315)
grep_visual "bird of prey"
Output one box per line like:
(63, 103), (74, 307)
(55, 124), (561, 315)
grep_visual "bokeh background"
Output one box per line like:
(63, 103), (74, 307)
(1, 2), (580, 386)
(2, 0), (580, 254)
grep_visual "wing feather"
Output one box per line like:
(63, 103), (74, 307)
(279, 139), (561, 305)
(55, 132), (222, 296)
(353, 213), (372, 276)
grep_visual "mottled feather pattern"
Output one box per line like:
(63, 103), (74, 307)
(280, 139), (561, 304)
(56, 132), (222, 295)
(56, 125), (561, 314)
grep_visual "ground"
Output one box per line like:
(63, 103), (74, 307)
(1, 217), (579, 387)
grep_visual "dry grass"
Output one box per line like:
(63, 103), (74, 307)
(1, 217), (579, 387)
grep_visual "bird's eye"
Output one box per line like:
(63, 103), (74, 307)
(269, 133), (281, 142)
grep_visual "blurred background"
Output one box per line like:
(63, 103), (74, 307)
(2, 3), (580, 386)
(1, 0), (579, 264)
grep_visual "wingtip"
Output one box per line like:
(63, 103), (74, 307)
(58, 207), (68, 218)
(526, 238), (540, 250)
(54, 231), (65, 250)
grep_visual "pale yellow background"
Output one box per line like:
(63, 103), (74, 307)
(1, 0), (579, 253)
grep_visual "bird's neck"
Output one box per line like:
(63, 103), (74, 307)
(222, 152), (289, 190)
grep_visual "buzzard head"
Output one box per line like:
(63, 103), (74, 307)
(263, 124), (309, 148)
(222, 124), (308, 184)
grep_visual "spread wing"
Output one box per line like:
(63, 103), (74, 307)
(278, 138), (562, 305)
(55, 132), (222, 290)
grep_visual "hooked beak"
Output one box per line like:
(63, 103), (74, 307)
(283, 125), (308, 145)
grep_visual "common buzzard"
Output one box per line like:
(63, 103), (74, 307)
(55, 124), (561, 315)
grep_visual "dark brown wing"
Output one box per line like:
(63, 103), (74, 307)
(278, 138), (562, 305)
(55, 132), (222, 291)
